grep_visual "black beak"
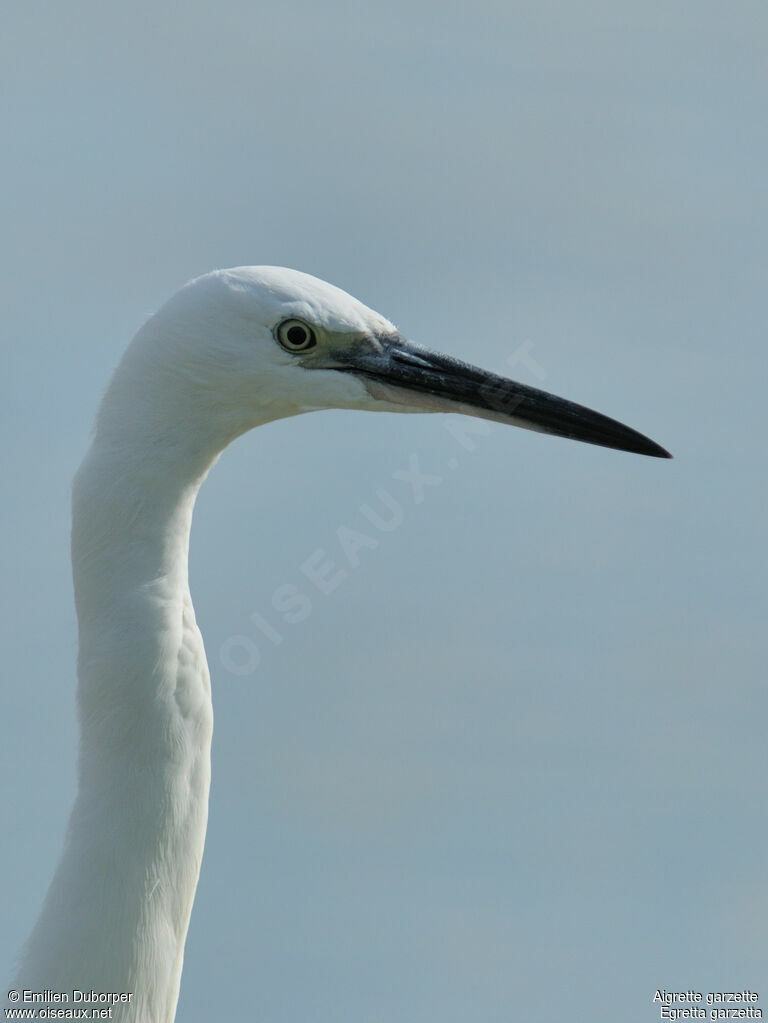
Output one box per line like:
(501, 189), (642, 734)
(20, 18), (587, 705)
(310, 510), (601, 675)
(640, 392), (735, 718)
(341, 335), (671, 459)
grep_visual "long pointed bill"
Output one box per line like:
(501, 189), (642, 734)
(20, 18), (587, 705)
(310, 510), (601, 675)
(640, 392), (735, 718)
(342, 336), (671, 458)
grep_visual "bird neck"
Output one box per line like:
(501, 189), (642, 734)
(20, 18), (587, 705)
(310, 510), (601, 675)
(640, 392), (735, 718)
(16, 428), (219, 1023)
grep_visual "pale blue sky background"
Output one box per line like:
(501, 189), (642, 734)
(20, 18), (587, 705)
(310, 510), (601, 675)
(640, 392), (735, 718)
(2, 2), (766, 1021)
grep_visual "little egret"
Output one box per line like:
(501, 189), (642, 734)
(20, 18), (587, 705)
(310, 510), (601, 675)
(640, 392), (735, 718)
(13, 267), (670, 1021)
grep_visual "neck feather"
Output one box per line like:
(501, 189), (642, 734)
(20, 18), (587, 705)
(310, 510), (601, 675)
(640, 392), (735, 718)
(15, 413), (221, 1023)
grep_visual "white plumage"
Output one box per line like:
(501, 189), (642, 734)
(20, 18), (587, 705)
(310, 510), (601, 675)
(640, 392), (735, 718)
(14, 267), (669, 1021)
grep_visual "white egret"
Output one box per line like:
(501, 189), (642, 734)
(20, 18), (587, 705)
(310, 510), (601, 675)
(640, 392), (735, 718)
(13, 267), (670, 1021)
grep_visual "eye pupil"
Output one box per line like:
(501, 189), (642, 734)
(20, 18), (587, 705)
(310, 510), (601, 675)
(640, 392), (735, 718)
(287, 325), (307, 346)
(276, 318), (317, 352)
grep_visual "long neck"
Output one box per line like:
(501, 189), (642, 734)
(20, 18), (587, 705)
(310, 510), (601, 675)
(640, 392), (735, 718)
(15, 426), (219, 1023)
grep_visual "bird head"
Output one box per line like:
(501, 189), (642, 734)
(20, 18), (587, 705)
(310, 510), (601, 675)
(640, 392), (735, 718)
(100, 266), (670, 461)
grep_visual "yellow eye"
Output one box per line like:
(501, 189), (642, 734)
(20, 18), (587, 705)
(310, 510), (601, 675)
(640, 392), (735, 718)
(276, 318), (317, 352)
